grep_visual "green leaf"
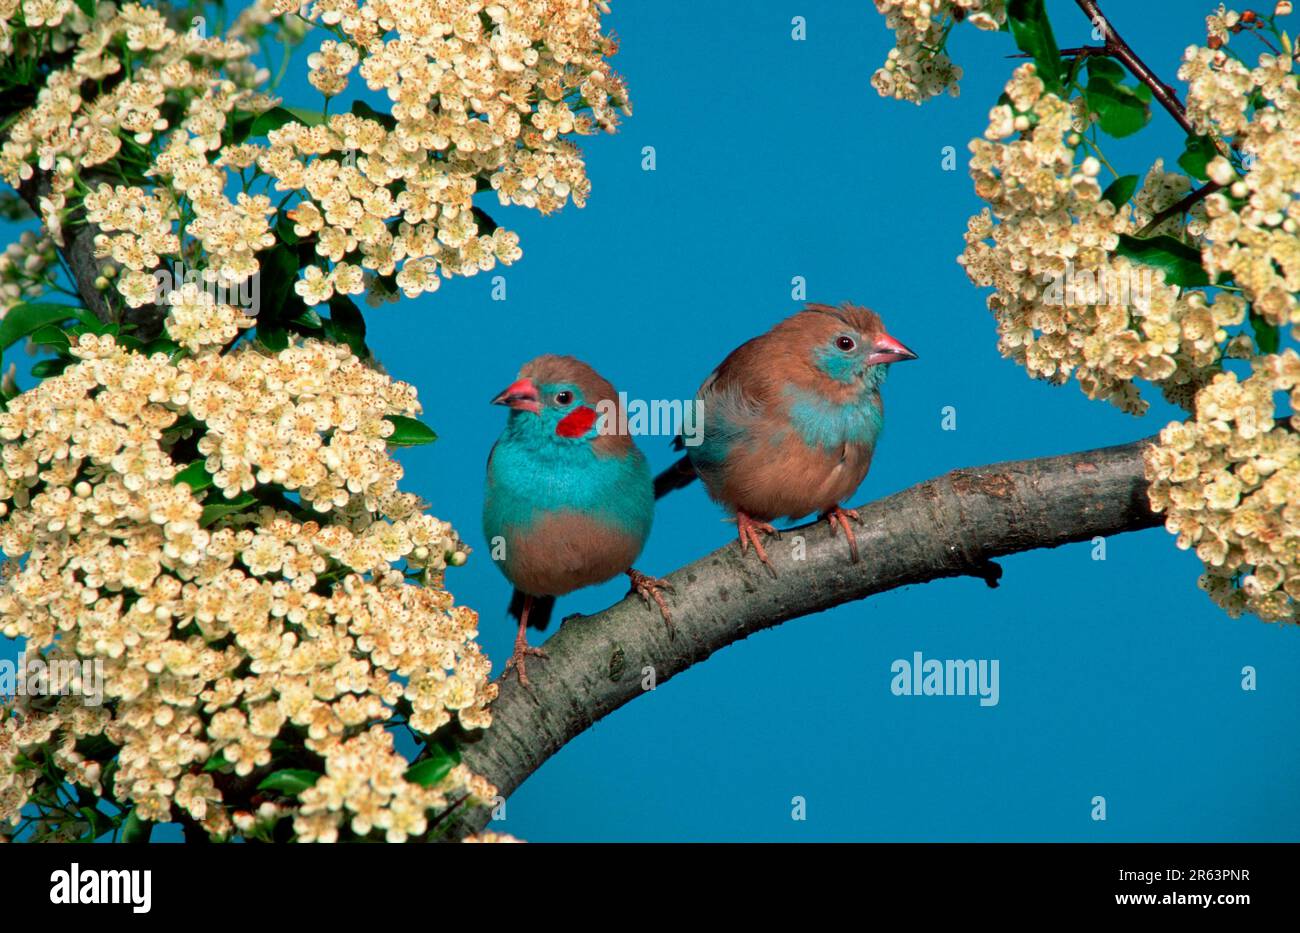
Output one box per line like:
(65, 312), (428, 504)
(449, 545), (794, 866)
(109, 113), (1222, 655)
(275, 214), (300, 246)
(324, 294), (367, 358)
(143, 337), (181, 357)
(350, 99), (397, 130)
(30, 358), (70, 379)
(1101, 174), (1139, 208)
(405, 743), (459, 787)
(173, 461), (214, 494)
(0, 303), (83, 351)
(471, 206), (498, 235)
(257, 769), (321, 795)
(1085, 56), (1125, 84)
(1007, 0), (1062, 92)
(258, 244), (301, 321)
(1086, 76), (1151, 138)
(68, 318), (117, 338)
(290, 308), (324, 331)
(1251, 312), (1280, 354)
(120, 809), (151, 844)
(385, 415), (438, 447)
(258, 324), (289, 352)
(79, 806), (110, 840)
(249, 106), (327, 137)
(1115, 234), (1210, 287)
(228, 111), (257, 145)
(28, 323), (70, 352)
(1177, 133), (1218, 181)
(202, 751), (229, 773)
(74, 0), (95, 17)
(199, 491), (258, 527)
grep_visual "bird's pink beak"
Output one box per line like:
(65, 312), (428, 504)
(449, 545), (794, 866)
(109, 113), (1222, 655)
(867, 331), (918, 366)
(492, 377), (541, 414)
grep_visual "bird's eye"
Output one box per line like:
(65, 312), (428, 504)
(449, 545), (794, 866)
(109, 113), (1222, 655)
(554, 390), (574, 405)
(835, 335), (856, 352)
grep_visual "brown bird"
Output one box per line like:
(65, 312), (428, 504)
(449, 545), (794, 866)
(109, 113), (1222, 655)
(665, 303), (916, 568)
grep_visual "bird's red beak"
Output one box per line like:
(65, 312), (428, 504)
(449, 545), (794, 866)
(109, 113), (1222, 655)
(867, 331), (918, 366)
(492, 377), (541, 414)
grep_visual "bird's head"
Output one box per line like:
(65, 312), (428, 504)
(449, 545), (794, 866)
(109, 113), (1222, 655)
(780, 302), (916, 396)
(492, 354), (624, 449)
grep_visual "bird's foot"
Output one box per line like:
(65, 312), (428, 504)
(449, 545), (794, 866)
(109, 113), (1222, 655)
(736, 511), (781, 575)
(627, 568), (675, 638)
(823, 506), (863, 563)
(502, 639), (548, 688)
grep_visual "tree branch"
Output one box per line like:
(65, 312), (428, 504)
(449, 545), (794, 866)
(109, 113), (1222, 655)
(15, 166), (172, 338)
(445, 436), (1161, 839)
(16, 171), (115, 325)
(1073, 0), (1199, 138)
(1135, 179), (1223, 237)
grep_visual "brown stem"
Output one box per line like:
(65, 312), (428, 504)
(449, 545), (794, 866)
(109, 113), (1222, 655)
(1135, 179), (1224, 237)
(1008, 45), (1107, 60)
(1073, 0), (1199, 137)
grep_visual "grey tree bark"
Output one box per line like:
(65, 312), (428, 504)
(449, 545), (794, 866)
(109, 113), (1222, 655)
(17, 166), (165, 338)
(445, 436), (1161, 838)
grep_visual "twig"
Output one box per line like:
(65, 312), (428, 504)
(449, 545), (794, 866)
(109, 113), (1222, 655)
(1072, 0), (1199, 138)
(1135, 179), (1223, 237)
(1008, 44), (1106, 60)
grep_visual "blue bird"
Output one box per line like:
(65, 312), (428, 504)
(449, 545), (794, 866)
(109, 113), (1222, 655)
(484, 355), (672, 685)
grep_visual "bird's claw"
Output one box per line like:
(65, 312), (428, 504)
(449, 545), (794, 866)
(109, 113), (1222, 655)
(503, 643), (549, 688)
(824, 506), (863, 563)
(627, 569), (675, 638)
(736, 511), (781, 576)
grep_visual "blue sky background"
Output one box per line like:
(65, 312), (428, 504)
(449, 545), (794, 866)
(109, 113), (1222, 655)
(5, 0), (1300, 841)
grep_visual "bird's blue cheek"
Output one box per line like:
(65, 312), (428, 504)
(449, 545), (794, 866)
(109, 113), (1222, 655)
(813, 346), (861, 384)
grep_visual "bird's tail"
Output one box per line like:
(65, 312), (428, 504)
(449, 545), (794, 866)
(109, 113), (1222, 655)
(653, 454), (697, 500)
(508, 588), (555, 631)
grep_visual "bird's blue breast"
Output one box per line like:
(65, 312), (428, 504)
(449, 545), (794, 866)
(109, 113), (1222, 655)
(783, 385), (883, 452)
(483, 437), (653, 546)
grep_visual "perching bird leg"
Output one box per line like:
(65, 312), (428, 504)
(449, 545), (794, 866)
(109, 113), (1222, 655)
(735, 510), (781, 574)
(627, 568), (675, 638)
(502, 594), (548, 687)
(823, 506), (863, 563)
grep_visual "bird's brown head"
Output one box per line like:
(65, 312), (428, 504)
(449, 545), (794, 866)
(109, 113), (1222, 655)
(772, 302), (917, 395)
(492, 354), (627, 449)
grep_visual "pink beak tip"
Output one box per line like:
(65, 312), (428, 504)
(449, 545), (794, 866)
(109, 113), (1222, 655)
(492, 377), (541, 413)
(870, 332), (918, 364)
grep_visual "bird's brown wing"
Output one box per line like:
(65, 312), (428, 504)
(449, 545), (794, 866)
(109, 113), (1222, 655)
(698, 332), (784, 435)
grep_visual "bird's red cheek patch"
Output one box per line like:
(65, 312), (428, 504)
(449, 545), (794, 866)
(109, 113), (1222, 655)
(556, 406), (598, 438)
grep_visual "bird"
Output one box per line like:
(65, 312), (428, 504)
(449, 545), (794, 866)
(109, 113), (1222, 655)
(483, 354), (672, 685)
(664, 302), (916, 569)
